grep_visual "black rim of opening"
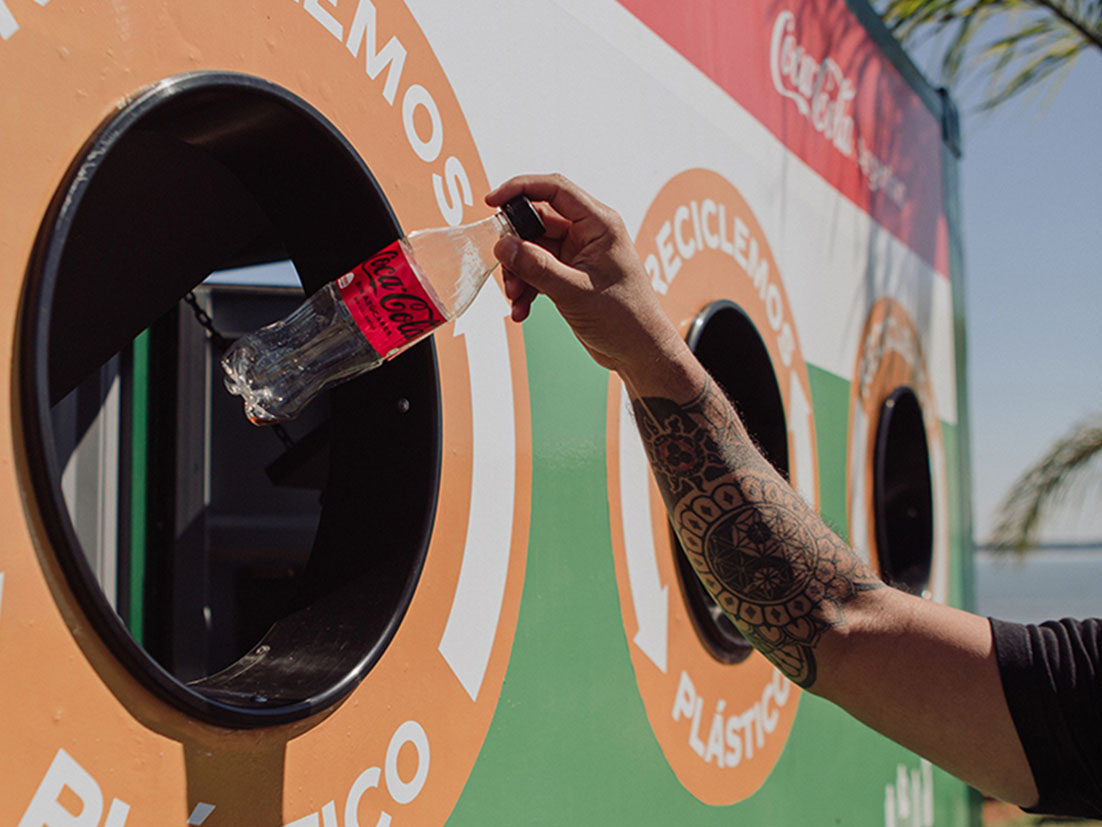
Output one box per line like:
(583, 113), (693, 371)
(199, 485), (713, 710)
(872, 386), (934, 594)
(676, 300), (790, 664)
(17, 72), (441, 727)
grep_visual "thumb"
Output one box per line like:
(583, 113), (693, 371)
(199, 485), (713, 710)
(495, 235), (580, 299)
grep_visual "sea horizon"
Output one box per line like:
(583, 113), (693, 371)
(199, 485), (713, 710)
(974, 543), (1102, 624)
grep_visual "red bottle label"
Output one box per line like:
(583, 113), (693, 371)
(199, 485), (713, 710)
(337, 240), (445, 358)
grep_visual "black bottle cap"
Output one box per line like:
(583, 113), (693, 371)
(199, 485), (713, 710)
(502, 195), (546, 242)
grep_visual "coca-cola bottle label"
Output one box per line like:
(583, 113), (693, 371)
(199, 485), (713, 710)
(337, 240), (445, 358)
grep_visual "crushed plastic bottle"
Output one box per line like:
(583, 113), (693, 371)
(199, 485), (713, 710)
(222, 196), (545, 424)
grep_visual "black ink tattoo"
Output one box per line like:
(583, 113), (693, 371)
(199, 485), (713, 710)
(632, 378), (882, 688)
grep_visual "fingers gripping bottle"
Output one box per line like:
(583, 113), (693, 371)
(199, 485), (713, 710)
(222, 196), (545, 423)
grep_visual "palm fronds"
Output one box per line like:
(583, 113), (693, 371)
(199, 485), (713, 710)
(877, 0), (1101, 109)
(987, 414), (1102, 555)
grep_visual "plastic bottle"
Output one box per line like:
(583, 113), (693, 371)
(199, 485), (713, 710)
(222, 196), (545, 423)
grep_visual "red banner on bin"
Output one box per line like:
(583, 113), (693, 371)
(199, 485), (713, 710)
(617, 0), (950, 277)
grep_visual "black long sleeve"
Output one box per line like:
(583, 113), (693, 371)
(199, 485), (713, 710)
(991, 617), (1102, 817)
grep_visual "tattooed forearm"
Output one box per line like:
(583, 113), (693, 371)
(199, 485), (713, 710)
(632, 378), (883, 688)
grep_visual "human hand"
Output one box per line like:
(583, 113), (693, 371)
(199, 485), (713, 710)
(486, 174), (691, 384)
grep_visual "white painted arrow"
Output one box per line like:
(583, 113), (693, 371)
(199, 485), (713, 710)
(0, 3), (18, 41)
(188, 802), (215, 825)
(439, 279), (516, 701)
(788, 374), (817, 507)
(619, 387), (668, 673)
(0, 0), (50, 43)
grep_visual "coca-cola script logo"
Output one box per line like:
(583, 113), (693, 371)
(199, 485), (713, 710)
(359, 247), (442, 339)
(379, 292), (440, 338)
(770, 10), (856, 158)
(338, 241), (446, 357)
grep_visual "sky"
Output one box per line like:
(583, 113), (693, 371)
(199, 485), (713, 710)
(945, 47), (1102, 545)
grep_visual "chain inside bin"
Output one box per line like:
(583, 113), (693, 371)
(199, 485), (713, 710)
(19, 72), (441, 727)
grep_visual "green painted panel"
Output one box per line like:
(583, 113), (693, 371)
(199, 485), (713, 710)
(451, 311), (974, 824)
(128, 329), (149, 644)
(448, 304), (689, 824)
(807, 365), (852, 544)
(940, 421), (977, 613)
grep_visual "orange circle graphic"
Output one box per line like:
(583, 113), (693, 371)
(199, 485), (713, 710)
(846, 297), (949, 601)
(0, 2), (530, 825)
(606, 168), (817, 805)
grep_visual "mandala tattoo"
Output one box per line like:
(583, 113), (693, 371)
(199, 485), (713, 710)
(632, 379), (883, 688)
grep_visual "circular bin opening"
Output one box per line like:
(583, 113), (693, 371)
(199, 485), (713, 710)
(873, 387), (933, 593)
(677, 301), (790, 664)
(19, 72), (441, 727)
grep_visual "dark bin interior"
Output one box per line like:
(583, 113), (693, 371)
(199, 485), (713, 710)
(20, 72), (441, 727)
(873, 386), (934, 594)
(674, 300), (790, 664)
